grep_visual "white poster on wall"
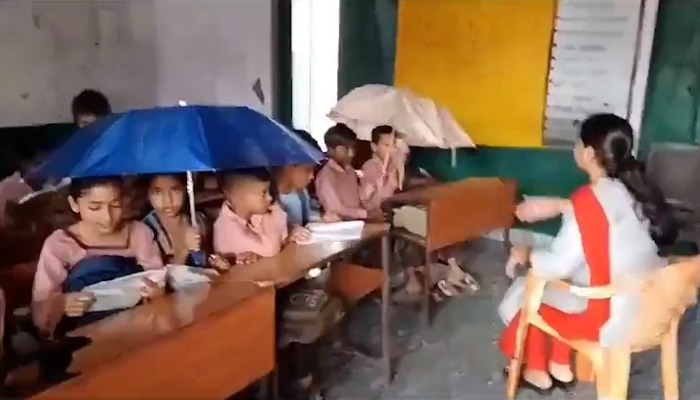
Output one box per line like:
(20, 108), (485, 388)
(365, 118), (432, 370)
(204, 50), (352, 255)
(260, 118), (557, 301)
(544, 0), (644, 145)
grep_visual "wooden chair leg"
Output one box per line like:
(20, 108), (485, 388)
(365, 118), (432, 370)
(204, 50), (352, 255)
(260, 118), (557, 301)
(661, 318), (680, 400)
(607, 348), (631, 400)
(506, 317), (529, 399)
(593, 353), (610, 400)
(575, 350), (596, 382)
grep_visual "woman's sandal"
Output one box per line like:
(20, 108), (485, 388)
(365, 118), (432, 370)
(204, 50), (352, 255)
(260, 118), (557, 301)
(502, 367), (554, 397)
(550, 375), (577, 395)
(431, 280), (458, 302)
(445, 258), (480, 293)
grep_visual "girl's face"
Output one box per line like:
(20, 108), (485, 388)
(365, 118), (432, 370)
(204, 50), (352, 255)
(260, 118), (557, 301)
(69, 183), (124, 234)
(288, 165), (315, 191)
(148, 175), (185, 218)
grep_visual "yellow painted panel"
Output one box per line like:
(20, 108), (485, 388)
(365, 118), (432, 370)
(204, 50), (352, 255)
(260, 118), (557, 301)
(394, 0), (556, 148)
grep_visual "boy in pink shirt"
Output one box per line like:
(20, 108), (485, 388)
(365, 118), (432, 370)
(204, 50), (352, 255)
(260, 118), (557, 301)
(315, 124), (383, 221)
(359, 125), (405, 212)
(213, 168), (309, 262)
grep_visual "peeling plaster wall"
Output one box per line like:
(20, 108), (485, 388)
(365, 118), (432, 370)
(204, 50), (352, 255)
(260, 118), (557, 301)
(0, 0), (274, 127)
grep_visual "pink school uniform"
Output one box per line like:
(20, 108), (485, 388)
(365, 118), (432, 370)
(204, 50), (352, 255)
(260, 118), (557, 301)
(32, 221), (163, 301)
(315, 159), (367, 220)
(32, 221), (164, 330)
(213, 203), (289, 257)
(359, 156), (401, 211)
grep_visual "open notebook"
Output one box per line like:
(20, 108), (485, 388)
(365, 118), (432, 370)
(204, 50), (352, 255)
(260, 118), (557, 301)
(82, 265), (215, 312)
(298, 221), (365, 244)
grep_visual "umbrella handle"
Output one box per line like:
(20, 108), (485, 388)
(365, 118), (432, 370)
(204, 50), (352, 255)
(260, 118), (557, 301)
(186, 171), (197, 228)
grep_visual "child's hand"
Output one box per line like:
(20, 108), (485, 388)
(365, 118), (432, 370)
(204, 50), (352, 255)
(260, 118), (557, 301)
(64, 293), (95, 317)
(208, 254), (230, 271)
(381, 153), (391, 176)
(367, 208), (386, 223)
(248, 215), (265, 235)
(235, 252), (261, 265)
(289, 225), (311, 243)
(184, 226), (202, 251)
(322, 212), (341, 223)
(140, 278), (165, 300)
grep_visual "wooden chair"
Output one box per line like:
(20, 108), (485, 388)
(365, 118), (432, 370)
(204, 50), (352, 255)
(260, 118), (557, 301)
(506, 260), (700, 400)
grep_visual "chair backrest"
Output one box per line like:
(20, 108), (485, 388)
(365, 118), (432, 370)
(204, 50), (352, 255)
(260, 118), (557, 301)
(629, 261), (700, 350)
(646, 143), (700, 213)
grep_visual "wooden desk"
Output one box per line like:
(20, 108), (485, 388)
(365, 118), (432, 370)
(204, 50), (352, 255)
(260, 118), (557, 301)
(225, 224), (389, 287)
(385, 178), (517, 326)
(31, 281), (275, 399)
(225, 223), (395, 385)
(387, 178), (517, 248)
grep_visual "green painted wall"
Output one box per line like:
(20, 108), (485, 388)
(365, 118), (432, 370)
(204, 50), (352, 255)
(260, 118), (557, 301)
(639, 0), (700, 152)
(338, 0), (700, 234)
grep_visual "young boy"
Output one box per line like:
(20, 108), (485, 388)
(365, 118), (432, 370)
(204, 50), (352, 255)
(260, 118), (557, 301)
(71, 89), (112, 128)
(315, 124), (382, 221)
(213, 168), (308, 261)
(359, 125), (404, 212)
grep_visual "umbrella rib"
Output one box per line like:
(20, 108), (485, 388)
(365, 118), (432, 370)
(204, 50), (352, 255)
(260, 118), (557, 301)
(196, 107), (215, 171)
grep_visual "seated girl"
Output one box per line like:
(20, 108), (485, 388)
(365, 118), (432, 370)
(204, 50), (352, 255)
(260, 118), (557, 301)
(31, 177), (168, 382)
(274, 162), (315, 228)
(499, 114), (677, 394)
(32, 177), (167, 331)
(275, 129), (322, 226)
(141, 174), (229, 269)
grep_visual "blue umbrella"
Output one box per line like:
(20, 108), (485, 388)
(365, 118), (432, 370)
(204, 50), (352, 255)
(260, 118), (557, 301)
(33, 105), (323, 179)
(32, 105), (324, 268)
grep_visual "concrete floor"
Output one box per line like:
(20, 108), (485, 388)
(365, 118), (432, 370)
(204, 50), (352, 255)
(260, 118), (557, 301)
(326, 239), (700, 400)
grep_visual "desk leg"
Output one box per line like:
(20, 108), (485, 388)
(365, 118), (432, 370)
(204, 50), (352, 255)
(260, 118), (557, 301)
(259, 368), (279, 400)
(422, 248), (433, 330)
(381, 234), (393, 386)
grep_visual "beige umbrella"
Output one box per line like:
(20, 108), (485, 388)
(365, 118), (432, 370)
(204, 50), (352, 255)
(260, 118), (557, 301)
(328, 84), (476, 149)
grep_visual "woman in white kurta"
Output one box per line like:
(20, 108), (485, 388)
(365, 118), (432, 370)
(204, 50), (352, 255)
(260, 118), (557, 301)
(499, 114), (678, 393)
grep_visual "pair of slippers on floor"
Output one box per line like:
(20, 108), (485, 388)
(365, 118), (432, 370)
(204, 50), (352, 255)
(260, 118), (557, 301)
(394, 258), (480, 302)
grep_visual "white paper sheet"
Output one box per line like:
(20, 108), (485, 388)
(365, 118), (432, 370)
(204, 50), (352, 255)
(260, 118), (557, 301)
(166, 264), (217, 290)
(82, 269), (167, 312)
(299, 221), (365, 244)
(79, 266), (219, 313)
(86, 288), (143, 312)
